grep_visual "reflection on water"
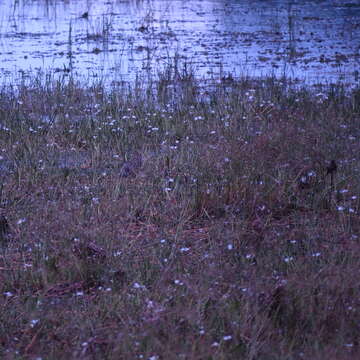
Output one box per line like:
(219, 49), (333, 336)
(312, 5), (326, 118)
(0, 0), (359, 85)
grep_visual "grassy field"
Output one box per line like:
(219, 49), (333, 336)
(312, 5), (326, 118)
(0, 70), (359, 359)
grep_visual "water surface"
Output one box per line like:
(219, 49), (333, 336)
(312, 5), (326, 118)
(0, 0), (359, 85)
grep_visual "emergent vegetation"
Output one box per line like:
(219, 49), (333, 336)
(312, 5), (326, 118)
(0, 68), (359, 359)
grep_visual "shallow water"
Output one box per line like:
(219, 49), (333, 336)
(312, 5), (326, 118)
(0, 0), (359, 85)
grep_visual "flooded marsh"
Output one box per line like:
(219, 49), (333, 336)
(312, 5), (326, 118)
(0, 1), (360, 359)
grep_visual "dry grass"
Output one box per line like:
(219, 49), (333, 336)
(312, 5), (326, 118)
(0, 71), (359, 359)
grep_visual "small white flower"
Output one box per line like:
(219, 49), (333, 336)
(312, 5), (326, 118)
(284, 256), (293, 263)
(211, 342), (220, 347)
(180, 247), (190, 253)
(337, 206), (345, 211)
(17, 218), (26, 225)
(223, 335), (232, 341)
(227, 244), (233, 250)
(133, 282), (146, 290)
(30, 319), (39, 327)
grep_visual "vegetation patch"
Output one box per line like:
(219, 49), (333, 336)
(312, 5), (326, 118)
(0, 69), (359, 359)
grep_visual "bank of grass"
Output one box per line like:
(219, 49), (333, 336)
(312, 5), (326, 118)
(0, 70), (359, 359)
